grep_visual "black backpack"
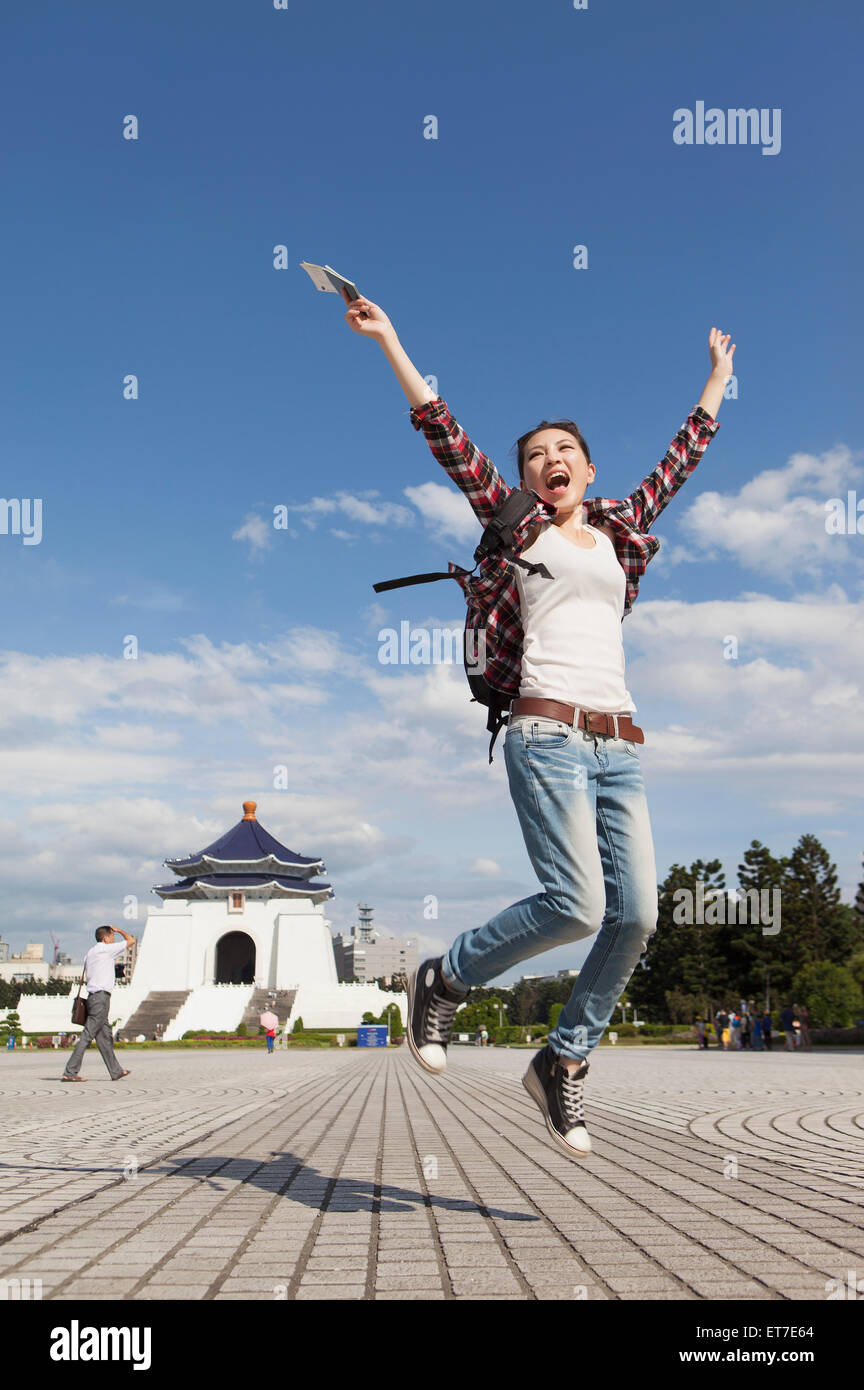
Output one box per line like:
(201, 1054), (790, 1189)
(373, 488), (554, 761)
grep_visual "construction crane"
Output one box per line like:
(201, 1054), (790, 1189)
(50, 933), (61, 965)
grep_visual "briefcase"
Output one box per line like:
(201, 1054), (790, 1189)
(71, 976), (87, 1026)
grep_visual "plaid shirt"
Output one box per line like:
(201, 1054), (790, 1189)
(408, 396), (720, 699)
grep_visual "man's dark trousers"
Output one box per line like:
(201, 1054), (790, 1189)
(63, 991), (124, 1079)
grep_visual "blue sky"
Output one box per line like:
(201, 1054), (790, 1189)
(1, 0), (861, 975)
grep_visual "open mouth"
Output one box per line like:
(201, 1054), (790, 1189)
(545, 470), (571, 495)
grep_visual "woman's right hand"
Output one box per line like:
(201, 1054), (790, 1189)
(341, 288), (395, 342)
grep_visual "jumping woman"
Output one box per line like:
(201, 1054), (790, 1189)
(342, 287), (734, 1159)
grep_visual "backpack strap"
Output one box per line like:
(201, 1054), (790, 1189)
(373, 566), (470, 594)
(472, 489), (554, 580)
(486, 705), (508, 764)
(374, 490), (554, 594)
(466, 657), (514, 763)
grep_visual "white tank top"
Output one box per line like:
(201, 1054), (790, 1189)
(514, 523), (635, 713)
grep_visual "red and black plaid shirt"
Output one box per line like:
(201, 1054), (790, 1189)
(409, 396), (721, 698)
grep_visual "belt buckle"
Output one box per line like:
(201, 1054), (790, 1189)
(585, 711), (617, 738)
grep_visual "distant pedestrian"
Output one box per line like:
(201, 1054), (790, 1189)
(751, 1015), (763, 1050)
(715, 1009), (729, 1049)
(762, 1011), (773, 1051)
(730, 1012), (742, 1049)
(695, 1017), (705, 1049)
(780, 1004), (797, 1051)
(797, 1002), (812, 1051)
(260, 1008), (279, 1055)
(61, 926), (135, 1082)
(740, 1012), (751, 1049)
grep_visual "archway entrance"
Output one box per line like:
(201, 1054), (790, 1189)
(215, 931), (256, 984)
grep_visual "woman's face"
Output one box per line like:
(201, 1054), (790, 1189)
(520, 427), (595, 509)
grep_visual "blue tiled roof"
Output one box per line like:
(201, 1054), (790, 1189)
(166, 814), (323, 874)
(155, 873), (333, 896)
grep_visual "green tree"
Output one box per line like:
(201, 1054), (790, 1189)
(855, 852), (864, 925)
(845, 948), (864, 996)
(548, 1001), (563, 1030)
(379, 1002), (404, 1039)
(663, 989), (705, 1024)
(628, 859), (728, 1019)
(733, 839), (789, 1008)
(0, 1010), (22, 1043)
(292, 1016), (305, 1033)
(791, 962), (863, 1028)
(784, 835), (861, 966)
(507, 980), (541, 1027)
(448, 996), (505, 1033)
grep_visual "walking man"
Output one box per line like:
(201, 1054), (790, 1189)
(61, 925), (135, 1082)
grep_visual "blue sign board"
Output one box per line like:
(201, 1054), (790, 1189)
(357, 1024), (388, 1048)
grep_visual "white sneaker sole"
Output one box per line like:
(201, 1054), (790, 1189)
(522, 1063), (592, 1159)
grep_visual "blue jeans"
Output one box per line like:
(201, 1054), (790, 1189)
(443, 715), (659, 1063)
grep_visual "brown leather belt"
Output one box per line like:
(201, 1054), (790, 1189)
(509, 697), (645, 744)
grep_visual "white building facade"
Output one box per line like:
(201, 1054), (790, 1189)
(18, 800), (406, 1039)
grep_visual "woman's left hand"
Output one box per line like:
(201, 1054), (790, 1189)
(708, 326), (736, 379)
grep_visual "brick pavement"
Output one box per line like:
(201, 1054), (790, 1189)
(0, 1046), (862, 1301)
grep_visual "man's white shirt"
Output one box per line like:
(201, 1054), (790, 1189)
(84, 940), (128, 993)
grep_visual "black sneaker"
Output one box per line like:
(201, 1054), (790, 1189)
(522, 1044), (592, 1158)
(407, 957), (470, 1075)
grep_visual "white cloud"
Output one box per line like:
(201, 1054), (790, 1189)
(110, 588), (190, 611)
(403, 481), (481, 543)
(675, 443), (864, 578)
(0, 633), (337, 736)
(472, 858), (502, 877)
(2, 568), (862, 960)
(623, 593), (864, 802)
(288, 491), (414, 530)
(232, 512), (272, 554)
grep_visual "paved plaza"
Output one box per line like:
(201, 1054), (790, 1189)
(0, 1045), (862, 1301)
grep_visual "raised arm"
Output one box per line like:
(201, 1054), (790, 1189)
(341, 289), (512, 525)
(625, 328), (734, 531)
(341, 289), (435, 408)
